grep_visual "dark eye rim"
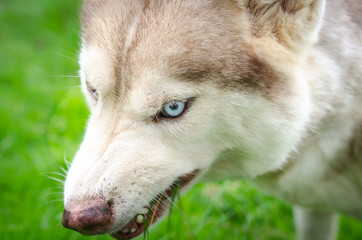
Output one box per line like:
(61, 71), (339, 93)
(154, 98), (195, 122)
(86, 81), (99, 101)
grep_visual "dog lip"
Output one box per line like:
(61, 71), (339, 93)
(110, 169), (200, 240)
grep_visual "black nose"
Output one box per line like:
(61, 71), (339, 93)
(62, 199), (113, 235)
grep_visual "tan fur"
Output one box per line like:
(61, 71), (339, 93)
(63, 1), (362, 239)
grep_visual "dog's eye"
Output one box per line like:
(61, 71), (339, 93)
(86, 81), (98, 101)
(160, 101), (187, 118)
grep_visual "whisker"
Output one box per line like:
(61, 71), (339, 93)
(49, 75), (79, 78)
(41, 194), (63, 205)
(54, 51), (78, 63)
(45, 199), (64, 205)
(44, 192), (64, 198)
(143, 180), (186, 216)
(43, 175), (65, 184)
(139, 195), (157, 218)
(138, 196), (152, 210)
(45, 171), (67, 178)
(143, 182), (170, 202)
(46, 191), (64, 195)
(62, 50), (79, 59)
(47, 187), (64, 191)
(60, 167), (68, 175)
(64, 153), (71, 169)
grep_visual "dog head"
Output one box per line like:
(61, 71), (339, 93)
(63, 0), (325, 239)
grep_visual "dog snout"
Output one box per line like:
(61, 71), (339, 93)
(62, 199), (114, 235)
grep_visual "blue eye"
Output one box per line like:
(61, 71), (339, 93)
(161, 101), (187, 118)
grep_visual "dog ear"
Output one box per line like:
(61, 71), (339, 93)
(246, 0), (325, 51)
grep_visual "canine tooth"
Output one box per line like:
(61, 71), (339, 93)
(139, 207), (148, 214)
(130, 227), (137, 233)
(136, 215), (144, 223)
(122, 228), (129, 234)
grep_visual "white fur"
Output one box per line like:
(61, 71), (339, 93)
(64, 0), (362, 239)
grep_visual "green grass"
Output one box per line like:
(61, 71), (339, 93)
(0, 0), (361, 239)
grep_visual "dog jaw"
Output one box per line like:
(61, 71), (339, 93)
(64, 49), (312, 236)
(63, 61), (228, 235)
(63, 127), (207, 236)
(63, 0), (322, 238)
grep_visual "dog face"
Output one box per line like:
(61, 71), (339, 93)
(63, 0), (325, 239)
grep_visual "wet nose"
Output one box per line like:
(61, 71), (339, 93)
(62, 199), (113, 235)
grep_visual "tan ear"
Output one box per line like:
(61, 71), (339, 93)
(247, 0), (325, 51)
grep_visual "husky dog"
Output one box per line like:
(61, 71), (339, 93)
(62, 0), (362, 239)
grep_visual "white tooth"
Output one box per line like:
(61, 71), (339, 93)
(122, 228), (129, 234)
(130, 227), (137, 233)
(139, 207), (148, 215)
(136, 215), (144, 224)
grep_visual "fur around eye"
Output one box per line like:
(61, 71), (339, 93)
(155, 98), (194, 121)
(86, 81), (98, 101)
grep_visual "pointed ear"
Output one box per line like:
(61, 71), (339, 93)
(247, 0), (325, 51)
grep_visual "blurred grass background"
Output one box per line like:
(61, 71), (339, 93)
(0, 0), (361, 239)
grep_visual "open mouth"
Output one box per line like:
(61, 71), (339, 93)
(110, 170), (199, 240)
